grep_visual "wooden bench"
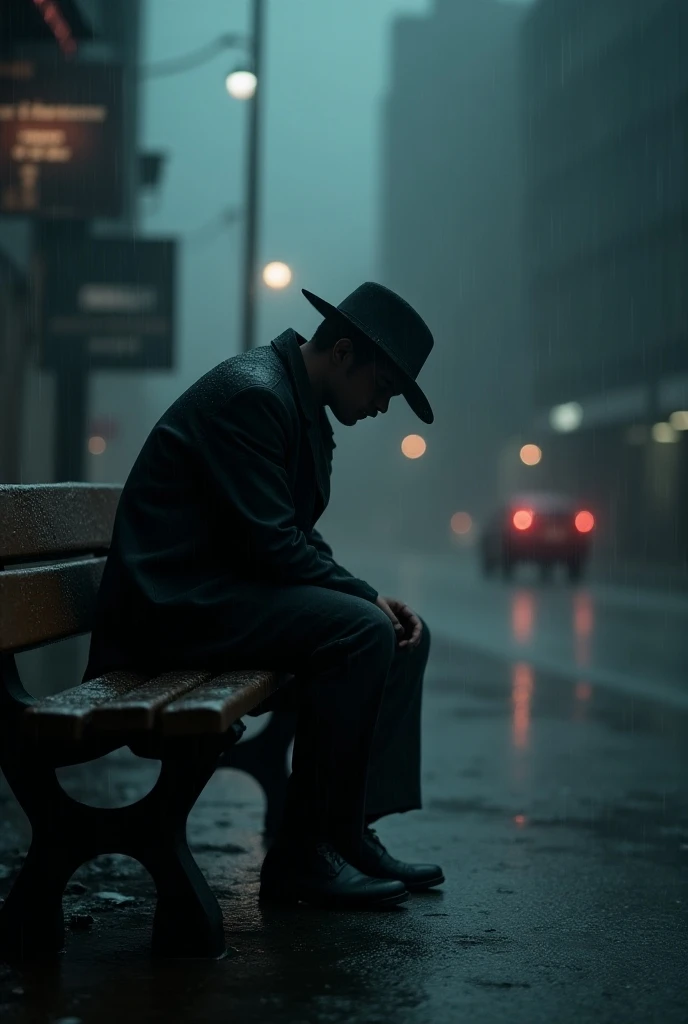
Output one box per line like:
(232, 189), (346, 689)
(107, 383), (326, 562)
(0, 483), (296, 960)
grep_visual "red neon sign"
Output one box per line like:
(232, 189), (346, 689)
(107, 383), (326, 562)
(32, 0), (78, 57)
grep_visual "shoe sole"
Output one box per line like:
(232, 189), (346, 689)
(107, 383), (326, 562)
(259, 888), (410, 910)
(405, 874), (445, 892)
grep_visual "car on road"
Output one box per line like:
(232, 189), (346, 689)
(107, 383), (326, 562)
(480, 493), (595, 582)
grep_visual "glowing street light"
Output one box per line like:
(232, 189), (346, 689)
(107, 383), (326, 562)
(520, 443), (542, 466)
(401, 435), (426, 459)
(262, 261), (292, 289)
(225, 69), (257, 100)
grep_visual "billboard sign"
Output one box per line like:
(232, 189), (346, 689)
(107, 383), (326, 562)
(0, 59), (123, 218)
(42, 237), (176, 370)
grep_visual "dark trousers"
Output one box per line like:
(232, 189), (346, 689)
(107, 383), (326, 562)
(281, 604), (430, 850)
(121, 584), (431, 851)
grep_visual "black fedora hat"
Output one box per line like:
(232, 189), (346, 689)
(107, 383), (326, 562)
(302, 281), (434, 424)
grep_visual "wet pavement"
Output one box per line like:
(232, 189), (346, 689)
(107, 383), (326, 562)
(1, 550), (687, 1023)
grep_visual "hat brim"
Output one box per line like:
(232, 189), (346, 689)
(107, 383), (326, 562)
(302, 288), (434, 425)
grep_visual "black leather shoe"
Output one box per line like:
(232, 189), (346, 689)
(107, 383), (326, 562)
(259, 839), (409, 909)
(348, 828), (445, 892)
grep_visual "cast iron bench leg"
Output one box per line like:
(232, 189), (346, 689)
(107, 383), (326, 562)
(0, 839), (77, 959)
(0, 756), (81, 959)
(0, 741), (226, 961)
(138, 744), (226, 959)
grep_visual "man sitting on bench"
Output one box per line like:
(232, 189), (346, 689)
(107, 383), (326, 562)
(85, 282), (445, 910)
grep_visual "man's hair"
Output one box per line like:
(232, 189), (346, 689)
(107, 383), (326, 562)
(311, 315), (378, 367)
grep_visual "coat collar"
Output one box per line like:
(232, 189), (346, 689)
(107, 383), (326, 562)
(271, 328), (319, 426)
(271, 328), (332, 511)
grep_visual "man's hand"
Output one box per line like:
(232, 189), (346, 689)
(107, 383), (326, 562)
(375, 596), (423, 649)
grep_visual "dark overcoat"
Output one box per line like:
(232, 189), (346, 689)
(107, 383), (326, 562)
(85, 329), (378, 678)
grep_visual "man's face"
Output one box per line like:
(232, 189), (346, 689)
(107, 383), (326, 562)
(327, 339), (404, 426)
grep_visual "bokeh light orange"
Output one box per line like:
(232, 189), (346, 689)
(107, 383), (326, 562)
(520, 443), (542, 466)
(401, 434), (426, 459)
(450, 511), (473, 535)
(88, 436), (107, 455)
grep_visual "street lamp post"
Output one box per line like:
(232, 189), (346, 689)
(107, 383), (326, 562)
(240, 0), (264, 353)
(144, 3), (266, 354)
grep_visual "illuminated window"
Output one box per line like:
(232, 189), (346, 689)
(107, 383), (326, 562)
(549, 402), (583, 433)
(669, 410), (688, 431)
(652, 422), (678, 444)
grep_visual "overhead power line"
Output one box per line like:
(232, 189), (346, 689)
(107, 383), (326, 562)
(141, 33), (249, 78)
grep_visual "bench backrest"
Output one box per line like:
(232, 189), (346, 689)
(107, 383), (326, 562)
(0, 483), (121, 654)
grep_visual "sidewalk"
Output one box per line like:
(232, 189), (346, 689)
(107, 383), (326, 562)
(1, 640), (686, 1023)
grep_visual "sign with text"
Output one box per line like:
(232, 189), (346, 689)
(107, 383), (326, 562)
(0, 59), (123, 218)
(42, 237), (176, 370)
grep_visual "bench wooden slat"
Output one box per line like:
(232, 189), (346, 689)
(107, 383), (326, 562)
(23, 671), (146, 741)
(88, 671), (212, 733)
(161, 669), (280, 735)
(0, 557), (106, 653)
(0, 483), (121, 563)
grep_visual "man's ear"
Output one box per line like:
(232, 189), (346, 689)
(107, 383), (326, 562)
(332, 337), (353, 367)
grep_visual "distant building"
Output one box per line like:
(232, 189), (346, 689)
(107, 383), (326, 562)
(523, 0), (688, 571)
(378, 0), (529, 551)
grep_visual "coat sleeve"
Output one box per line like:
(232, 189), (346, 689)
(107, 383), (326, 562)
(308, 527), (377, 595)
(308, 527), (334, 560)
(197, 386), (378, 603)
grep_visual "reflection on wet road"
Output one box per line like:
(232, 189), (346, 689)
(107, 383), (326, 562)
(344, 547), (688, 710)
(511, 662), (534, 751)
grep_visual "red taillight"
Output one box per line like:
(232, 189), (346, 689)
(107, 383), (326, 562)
(512, 509), (534, 531)
(575, 511), (595, 533)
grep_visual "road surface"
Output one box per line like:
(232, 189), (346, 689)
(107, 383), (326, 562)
(1, 547), (686, 1023)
